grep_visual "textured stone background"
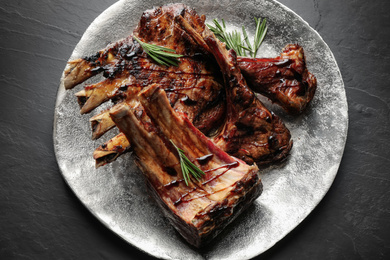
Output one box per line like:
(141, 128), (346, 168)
(0, 0), (389, 259)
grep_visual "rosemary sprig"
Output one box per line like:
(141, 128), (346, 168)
(170, 140), (205, 186)
(207, 18), (245, 56)
(133, 36), (183, 67)
(253, 17), (268, 57)
(207, 17), (268, 58)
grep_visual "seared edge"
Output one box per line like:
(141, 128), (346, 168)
(109, 84), (262, 247)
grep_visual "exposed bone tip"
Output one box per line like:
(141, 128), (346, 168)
(75, 89), (86, 97)
(63, 77), (75, 90)
(109, 103), (131, 119)
(95, 162), (104, 169)
(91, 133), (100, 140)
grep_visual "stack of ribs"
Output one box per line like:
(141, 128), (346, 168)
(63, 4), (316, 247)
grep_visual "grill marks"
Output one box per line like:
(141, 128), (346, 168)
(63, 5), (225, 167)
(62, 4), (317, 167)
(237, 44), (317, 114)
(108, 84), (262, 247)
(60, 2), (319, 248)
(177, 25), (293, 165)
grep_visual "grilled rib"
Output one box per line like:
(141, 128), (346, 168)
(64, 15), (315, 116)
(63, 4), (318, 168)
(109, 84), (262, 247)
(93, 132), (130, 168)
(196, 27), (292, 164)
(237, 44), (317, 114)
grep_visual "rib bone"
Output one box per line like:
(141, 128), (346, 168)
(109, 84), (262, 247)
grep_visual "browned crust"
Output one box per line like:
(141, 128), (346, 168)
(109, 85), (262, 247)
(238, 44), (317, 114)
(93, 133), (130, 168)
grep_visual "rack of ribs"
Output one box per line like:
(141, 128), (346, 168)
(62, 4), (312, 168)
(109, 84), (263, 247)
(60, 3), (318, 247)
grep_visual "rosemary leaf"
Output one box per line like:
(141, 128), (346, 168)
(253, 17), (267, 57)
(158, 55), (180, 67)
(207, 16), (268, 58)
(152, 50), (183, 58)
(133, 36), (183, 67)
(240, 45), (252, 52)
(242, 26), (252, 52)
(147, 52), (170, 67)
(170, 140), (205, 186)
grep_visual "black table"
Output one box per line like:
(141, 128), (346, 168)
(1, 0), (389, 259)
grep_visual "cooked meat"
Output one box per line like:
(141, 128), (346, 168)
(64, 4), (301, 167)
(109, 84), (262, 247)
(60, 3), (318, 247)
(65, 4), (226, 139)
(93, 132), (130, 168)
(237, 44), (317, 114)
(64, 4), (316, 121)
(186, 26), (292, 164)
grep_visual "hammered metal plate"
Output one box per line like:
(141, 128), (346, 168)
(53, 0), (348, 259)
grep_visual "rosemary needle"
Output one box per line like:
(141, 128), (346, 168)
(253, 17), (268, 58)
(133, 36), (183, 67)
(170, 140), (205, 186)
(207, 17), (268, 58)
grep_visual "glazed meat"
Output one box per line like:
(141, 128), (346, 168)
(178, 22), (292, 164)
(237, 44), (317, 114)
(62, 4), (312, 166)
(65, 4), (226, 140)
(60, 3), (319, 248)
(110, 84), (262, 247)
(207, 31), (292, 164)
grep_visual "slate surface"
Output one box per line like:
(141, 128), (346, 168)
(0, 0), (389, 259)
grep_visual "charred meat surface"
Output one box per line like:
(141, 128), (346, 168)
(62, 4), (317, 167)
(65, 4), (226, 139)
(93, 132), (130, 168)
(208, 39), (292, 164)
(109, 85), (262, 247)
(238, 44), (317, 114)
(60, 3), (319, 247)
(179, 25), (293, 165)
(63, 4), (227, 167)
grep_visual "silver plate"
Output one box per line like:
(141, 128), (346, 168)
(53, 0), (348, 259)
